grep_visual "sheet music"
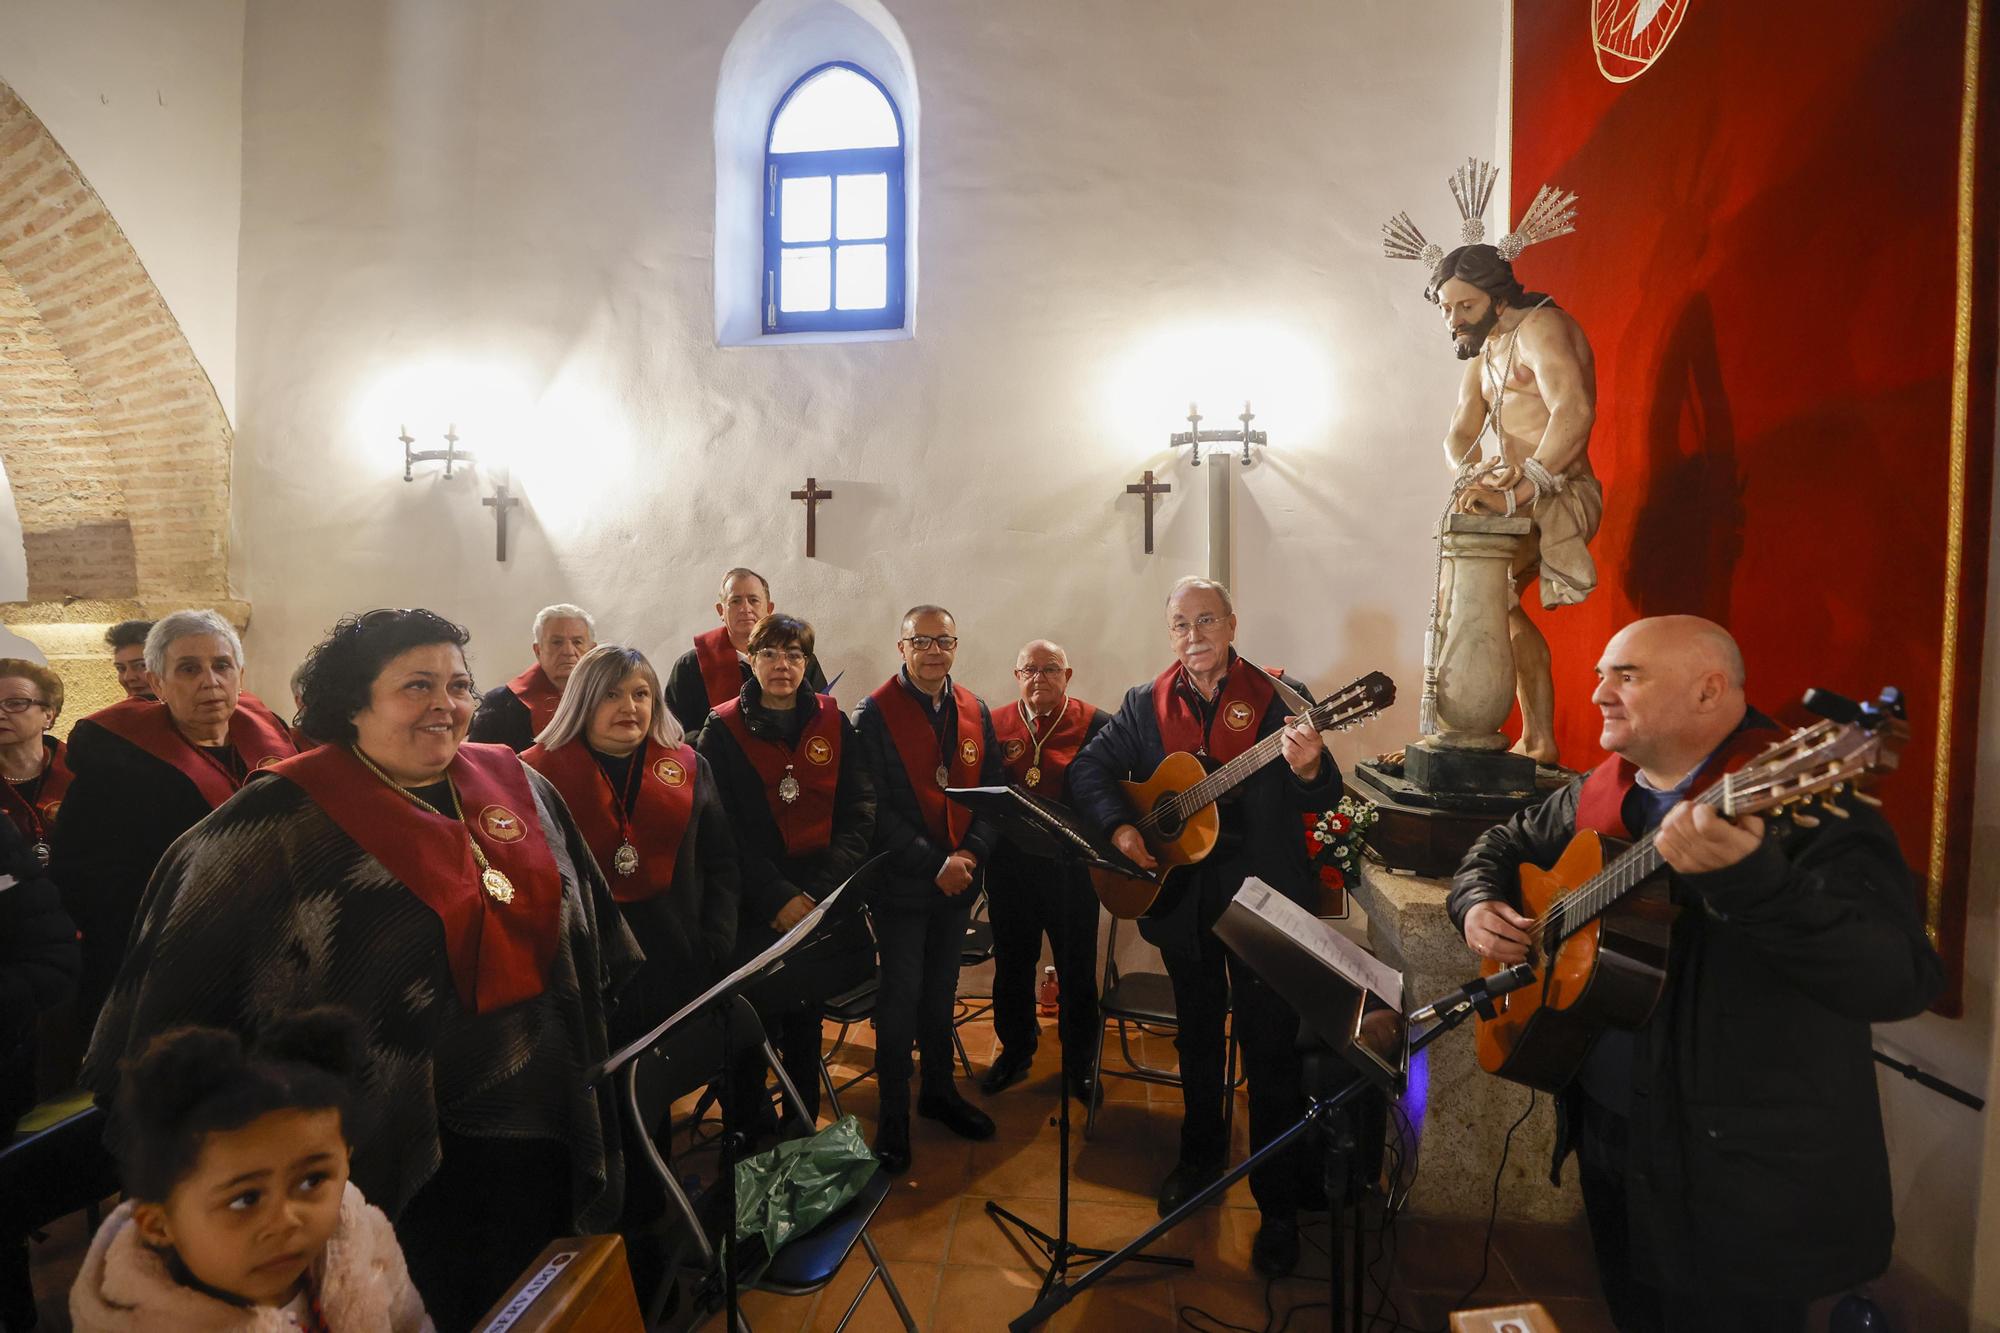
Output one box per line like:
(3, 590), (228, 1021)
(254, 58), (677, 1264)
(1231, 878), (1402, 1008)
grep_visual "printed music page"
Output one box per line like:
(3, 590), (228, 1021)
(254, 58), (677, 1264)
(1232, 878), (1403, 1008)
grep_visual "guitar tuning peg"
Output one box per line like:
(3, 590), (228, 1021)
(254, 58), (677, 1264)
(1789, 812), (1821, 829)
(1822, 802), (1850, 819)
(1851, 791), (1883, 808)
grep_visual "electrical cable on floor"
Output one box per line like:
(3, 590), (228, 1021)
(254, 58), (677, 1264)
(1439, 1088), (1538, 1330)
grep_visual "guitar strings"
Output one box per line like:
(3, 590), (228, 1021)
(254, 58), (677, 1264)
(1132, 687), (1364, 838)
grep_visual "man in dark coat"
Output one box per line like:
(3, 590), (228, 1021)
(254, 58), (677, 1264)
(664, 568), (829, 737)
(1448, 615), (1944, 1333)
(468, 603), (596, 751)
(1069, 576), (1341, 1278)
(853, 604), (1004, 1173)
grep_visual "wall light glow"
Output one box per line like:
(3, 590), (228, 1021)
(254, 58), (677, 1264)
(1100, 321), (1333, 452)
(353, 355), (537, 477)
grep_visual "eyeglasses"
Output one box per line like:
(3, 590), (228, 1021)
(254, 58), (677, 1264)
(901, 635), (959, 652)
(0, 696), (48, 714)
(1168, 614), (1226, 638)
(1014, 666), (1066, 679)
(753, 648), (808, 666)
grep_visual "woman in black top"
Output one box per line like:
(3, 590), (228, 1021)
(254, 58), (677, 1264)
(696, 614), (875, 1132)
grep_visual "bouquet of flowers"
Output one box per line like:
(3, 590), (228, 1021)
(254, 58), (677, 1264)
(1303, 795), (1380, 895)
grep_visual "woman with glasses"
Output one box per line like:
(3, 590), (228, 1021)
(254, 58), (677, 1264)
(696, 614), (875, 1136)
(852, 604), (1005, 1173)
(524, 643), (738, 1027)
(81, 608), (642, 1327)
(54, 610), (296, 1029)
(0, 659), (71, 868)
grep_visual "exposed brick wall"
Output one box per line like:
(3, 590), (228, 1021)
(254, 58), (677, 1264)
(0, 80), (233, 605)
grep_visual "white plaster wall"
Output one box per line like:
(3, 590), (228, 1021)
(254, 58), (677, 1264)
(0, 0), (245, 423)
(233, 0), (1498, 763)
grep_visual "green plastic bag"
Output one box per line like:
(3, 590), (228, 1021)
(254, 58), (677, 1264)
(732, 1114), (880, 1262)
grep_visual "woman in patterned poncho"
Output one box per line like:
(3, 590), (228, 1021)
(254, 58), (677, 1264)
(82, 608), (645, 1328)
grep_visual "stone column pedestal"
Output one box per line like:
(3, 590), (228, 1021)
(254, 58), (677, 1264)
(1352, 859), (1580, 1222)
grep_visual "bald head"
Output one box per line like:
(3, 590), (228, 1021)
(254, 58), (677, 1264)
(1013, 638), (1073, 714)
(1593, 616), (1750, 783)
(1015, 639), (1068, 670)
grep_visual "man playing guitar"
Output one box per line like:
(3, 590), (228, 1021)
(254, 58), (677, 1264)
(1448, 616), (1943, 1333)
(1069, 576), (1341, 1278)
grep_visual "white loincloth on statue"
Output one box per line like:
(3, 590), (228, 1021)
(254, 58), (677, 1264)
(1530, 473), (1602, 609)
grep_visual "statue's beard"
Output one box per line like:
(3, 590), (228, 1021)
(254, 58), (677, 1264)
(1451, 307), (1500, 360)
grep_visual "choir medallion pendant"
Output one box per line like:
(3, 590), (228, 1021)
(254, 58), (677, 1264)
(482, 866), (516, 904)
(778, 772), (802, 805)
(935, 765), (950, 789)
(613, 841), (640, 877)
(30, 840), (49, 868)
(1025, 766), (1042, 788)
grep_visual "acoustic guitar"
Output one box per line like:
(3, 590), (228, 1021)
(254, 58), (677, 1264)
(1474, 687), (1908, 1092)
(1087, 671), (1397, 919)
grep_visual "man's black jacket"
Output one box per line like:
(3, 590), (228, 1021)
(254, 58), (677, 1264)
(467, 682), (535, 752)
(1068, 664), (1340, 962)
(1447, 769), (1944, 1299)
(852, 674), (1003, 912)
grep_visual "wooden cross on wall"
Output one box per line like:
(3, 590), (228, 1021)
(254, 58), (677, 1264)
(1126, 469), (1171, 554)
(791, 476), (833, 557)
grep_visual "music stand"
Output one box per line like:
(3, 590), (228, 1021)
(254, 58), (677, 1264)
(593, 854), (885, 1331)
(945, 785), (1192, 1301)
(1011, 878), (1505, 1332)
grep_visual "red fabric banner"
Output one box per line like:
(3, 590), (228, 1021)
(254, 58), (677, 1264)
(712, 696), (842, 857)
(693, 626), (744, 711)
(867, 677), (983, 846)
(0, 737), (70, 848)
(505, 665), (563, 736)
(1152, 659), (1274, 764)
(991, 695), (1093, 798)
(1511, 0), (1997, 1010)
(86, 693), (297, 809)
(521, 738), (698, 902)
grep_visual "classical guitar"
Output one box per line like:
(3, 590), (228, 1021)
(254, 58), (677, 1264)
(1474, 687), (1908, 1093)
(1088, 671), (1397, 919)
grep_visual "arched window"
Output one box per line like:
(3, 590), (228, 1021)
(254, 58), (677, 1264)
(764, 63), (905, 333)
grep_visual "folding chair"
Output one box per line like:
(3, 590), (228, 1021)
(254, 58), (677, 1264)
(1084, 915), (1238, 1139)
(950, 885), (995, 1077)
(623, 993), (916, 1331)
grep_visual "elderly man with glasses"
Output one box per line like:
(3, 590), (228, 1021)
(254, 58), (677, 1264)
(978, 639), (1112, 1105)
(1069, 576), (1341, 1278)
(853, 604), (1005, 1173)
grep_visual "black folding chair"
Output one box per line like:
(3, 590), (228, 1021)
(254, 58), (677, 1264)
(623, 993), (915, 1332)
(950, 885), (995, 1077)
(1085, 916), (1238, 1139)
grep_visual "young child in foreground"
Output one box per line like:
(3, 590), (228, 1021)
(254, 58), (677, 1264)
(70, 1008), (432, 1331)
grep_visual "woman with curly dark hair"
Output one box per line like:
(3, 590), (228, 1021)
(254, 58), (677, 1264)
(82, 608), (643, 1327)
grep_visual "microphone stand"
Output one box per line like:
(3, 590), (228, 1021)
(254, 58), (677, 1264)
(1009, 970), (1514, 1332)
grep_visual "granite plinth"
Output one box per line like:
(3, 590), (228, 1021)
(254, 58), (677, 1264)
(1353, 860), (1581, 1223)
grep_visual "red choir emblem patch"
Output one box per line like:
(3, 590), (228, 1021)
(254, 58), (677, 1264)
(654, 756), (688, 787)
(39, 799), (61, 819)
(958, 738), (979, 767)
(256, 754), (285, 769)
(1592, 0), (1691, 84)
(1003, 739), (1026, 761)
(1224, 700), (1255, 731)
(478, 805), (527, 842)
(805, 736), (833, 766)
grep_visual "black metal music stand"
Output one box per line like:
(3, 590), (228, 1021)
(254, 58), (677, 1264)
(945, 785), (1192, 1302)
(1010, 878), (1527, 1331)
(592, 854), (885, 1331)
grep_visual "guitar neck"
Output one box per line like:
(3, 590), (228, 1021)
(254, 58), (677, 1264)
(1178, 693), (1344, 811)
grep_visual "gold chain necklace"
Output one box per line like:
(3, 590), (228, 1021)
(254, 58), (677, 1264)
(1016, 697), (1066, 788)
(351, 746), (515, 904)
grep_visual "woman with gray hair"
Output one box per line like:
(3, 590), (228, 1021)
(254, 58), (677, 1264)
(523, 643), (739, 1026)
(53, 608), (296, 1028)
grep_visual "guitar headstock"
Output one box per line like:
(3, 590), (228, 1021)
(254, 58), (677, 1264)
(1722, 686), (1909, 825)
(1312, 671), (1397, 732)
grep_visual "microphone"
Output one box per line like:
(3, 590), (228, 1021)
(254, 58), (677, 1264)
(1409, 962), (1538, 1025)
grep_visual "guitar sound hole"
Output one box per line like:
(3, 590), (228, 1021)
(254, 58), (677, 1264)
(1151, 793), (1185, 840)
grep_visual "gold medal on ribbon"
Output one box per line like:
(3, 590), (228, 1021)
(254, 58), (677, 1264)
(482, 866), (516, 904)
(1025, 766), (1042, 788)
(935, 765), (950, 789)
(612, 841), (639, 876)
(778, 772), (802, 804)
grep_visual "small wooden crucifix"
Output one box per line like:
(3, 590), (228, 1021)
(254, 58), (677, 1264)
(791, 476), (834, 557)
(482, 474), (520, 562)
(1126, 469), (1171, 554)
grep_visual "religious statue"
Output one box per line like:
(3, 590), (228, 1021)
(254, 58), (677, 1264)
(1384, 161), (1599, 766)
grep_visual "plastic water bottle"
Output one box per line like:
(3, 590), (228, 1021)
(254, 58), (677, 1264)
(1037, 965), (1060, 1016)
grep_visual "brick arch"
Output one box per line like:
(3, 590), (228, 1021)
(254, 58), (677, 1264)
(0, 79), (232, 605)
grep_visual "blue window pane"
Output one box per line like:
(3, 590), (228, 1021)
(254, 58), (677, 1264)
(780, 247), (830, 312)
(781, 176), (831, 243)
(835, 244), (888, 310)
(770, 66), (900, 152)
(836, 174), (888, 240)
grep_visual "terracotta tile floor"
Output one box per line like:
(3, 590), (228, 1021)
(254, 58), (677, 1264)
(22, 1009), (1617, 1332)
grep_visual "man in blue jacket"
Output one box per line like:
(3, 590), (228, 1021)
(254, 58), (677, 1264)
(1069, 576), (1341, 1277)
